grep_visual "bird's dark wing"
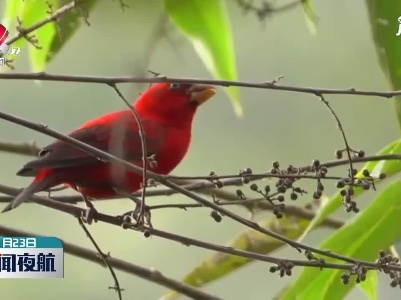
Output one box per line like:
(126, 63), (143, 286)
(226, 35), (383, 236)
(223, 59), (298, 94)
(17, 113), (167, 177)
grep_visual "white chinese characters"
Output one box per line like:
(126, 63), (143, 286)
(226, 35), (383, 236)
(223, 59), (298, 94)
(10, 47), (20, 55)
(396, 17), (401, 36)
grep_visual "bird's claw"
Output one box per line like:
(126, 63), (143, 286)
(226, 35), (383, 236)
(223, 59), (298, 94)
(79, 194), (98, 225)
(134, 202), (153, 228)
(111, 188), (152, 228)
(80, 206), (98, 225)
(118, 204), (152, 229)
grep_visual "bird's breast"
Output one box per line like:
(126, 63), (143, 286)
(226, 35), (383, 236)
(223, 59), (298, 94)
(152, 127), (191, 174)
(60, 127), (192, 199)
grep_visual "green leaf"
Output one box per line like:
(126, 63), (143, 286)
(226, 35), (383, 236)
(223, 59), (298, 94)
(366, 0), (401, 129)
(296, 138), (401, 242)
(20, 0), (59, 71)
(360, 270), (377, 300)
(20, 1), (98, 71)
(280, 180), (401, 300)
(46, 0), (98, 64)
(1, 0), (25, 30)
(301, 0), (318, 34)
(164, 0), (241, 115)
(160, 206), (320, 300)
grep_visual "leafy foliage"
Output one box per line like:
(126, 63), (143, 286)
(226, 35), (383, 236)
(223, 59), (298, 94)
(2, 1), (400, 299)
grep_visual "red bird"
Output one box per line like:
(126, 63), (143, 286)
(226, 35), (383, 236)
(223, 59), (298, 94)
(2, 83), (216, 213)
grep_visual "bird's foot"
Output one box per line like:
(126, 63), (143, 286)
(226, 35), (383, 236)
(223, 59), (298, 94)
(80, 206), (98, 225)
(112, 187), (152, 229)
(118, 204), (152, 229)
(118, 210), (134, 229)
(80, 195), (98, 225)
(134, 202), (153, 229)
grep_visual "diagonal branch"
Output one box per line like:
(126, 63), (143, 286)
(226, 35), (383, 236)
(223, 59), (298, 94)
(0, 182), (400, 274)
(8, 1), (79, 46)
(0, 109), (365, 264)
(78, 218), (123, 300)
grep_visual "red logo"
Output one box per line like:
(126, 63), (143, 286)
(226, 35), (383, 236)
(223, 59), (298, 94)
(0, 24), (10, 55)
(0, 24), (9, 46)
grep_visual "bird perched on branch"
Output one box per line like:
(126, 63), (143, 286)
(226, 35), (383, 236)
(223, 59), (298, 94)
(2, 82), (216, 219)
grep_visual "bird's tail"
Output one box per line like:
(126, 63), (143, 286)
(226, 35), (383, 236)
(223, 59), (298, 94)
(2, 178), (52, 213)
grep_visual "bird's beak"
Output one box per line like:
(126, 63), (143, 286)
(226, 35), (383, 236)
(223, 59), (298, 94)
(188, 84), (217, 105)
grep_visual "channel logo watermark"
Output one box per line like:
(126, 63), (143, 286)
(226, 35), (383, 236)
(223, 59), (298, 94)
(0, 237), (64, 278)
(0, 23), (10, 55)
(0, 23), (21, 66)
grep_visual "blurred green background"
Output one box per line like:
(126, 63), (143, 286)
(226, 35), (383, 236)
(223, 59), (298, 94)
(0, 0), (399, 299)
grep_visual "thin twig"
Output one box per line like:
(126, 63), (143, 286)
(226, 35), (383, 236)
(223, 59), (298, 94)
(237, 0), (301, 19)
(78, 217), (123, 300)
(0, 137), (397, 175)
(0, 72), (400, 98)
(140, 224), (400, 272)
(317, 94), (355, 188)
(0, 192), (346, 230)
(147, 199), (344, 229)
(0, 183), (399, 274)
(8, 1), (79, 46)
(110, 84), (148, 225)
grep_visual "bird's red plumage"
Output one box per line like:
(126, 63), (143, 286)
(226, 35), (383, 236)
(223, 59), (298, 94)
(32, 112), (191, 198)
(3, 82), (216, 212)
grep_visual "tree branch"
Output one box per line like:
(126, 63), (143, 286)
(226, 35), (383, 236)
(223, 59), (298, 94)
(0, 72), (400, 98)
(8, 1), (80, 46)
(0, 140), (40, 156)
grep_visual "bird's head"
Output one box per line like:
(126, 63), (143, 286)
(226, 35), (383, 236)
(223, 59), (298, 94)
(134, 82), (216, 127)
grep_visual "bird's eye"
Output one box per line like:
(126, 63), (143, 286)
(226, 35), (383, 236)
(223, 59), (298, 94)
(169, 83), (181, 90)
